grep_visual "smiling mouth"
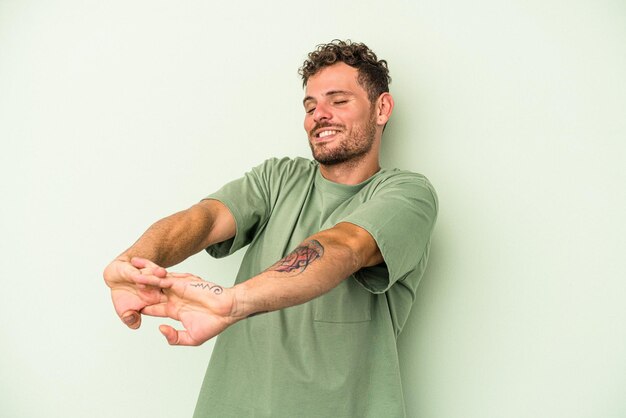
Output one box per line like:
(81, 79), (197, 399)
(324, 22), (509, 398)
(315, 129), (339, 139)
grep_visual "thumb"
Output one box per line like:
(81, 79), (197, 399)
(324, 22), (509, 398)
(159, 325), (199, 346)
(121, 310), (141, 329)
(159, 324), (180, 345)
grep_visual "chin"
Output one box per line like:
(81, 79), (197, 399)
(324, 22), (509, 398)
(313, 154), (349, 166)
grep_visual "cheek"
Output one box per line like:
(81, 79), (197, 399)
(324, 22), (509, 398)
(303, 116), (314, 133)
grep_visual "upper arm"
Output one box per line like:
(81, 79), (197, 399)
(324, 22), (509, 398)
(338, 176), (438, 293)
(195, 199), (236, 248)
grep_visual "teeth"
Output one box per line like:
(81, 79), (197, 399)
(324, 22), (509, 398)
(318, 130), (337, 138)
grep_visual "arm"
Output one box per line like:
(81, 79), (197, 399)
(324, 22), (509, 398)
(113, 199), (235, 267)
(103, 199), (235, 329)
(133, 222), (382, 345)
(235, 222), (381, 316)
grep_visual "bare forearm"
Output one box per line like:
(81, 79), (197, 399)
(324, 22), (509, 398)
(118, 200), (234, 268)
(231, 222), (381, 319)
(118, 211), (201, 267)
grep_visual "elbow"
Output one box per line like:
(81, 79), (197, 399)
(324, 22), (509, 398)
(321, 223), (383, 271)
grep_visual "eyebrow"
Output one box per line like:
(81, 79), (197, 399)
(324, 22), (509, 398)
(302, 90), (354, 106)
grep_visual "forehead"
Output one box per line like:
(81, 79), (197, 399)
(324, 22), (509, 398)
(304, 62), (365, 98)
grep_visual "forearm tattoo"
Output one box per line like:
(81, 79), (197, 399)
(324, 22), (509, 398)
(189, 282), (223, 295)
(269, 239), (324, 274)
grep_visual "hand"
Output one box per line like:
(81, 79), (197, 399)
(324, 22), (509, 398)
(103, 257), (167, 329)
(132, 271), (238, 346)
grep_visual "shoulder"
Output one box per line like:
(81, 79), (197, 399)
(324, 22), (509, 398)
(368, 168), (438, 207)
(374, 168), (434, 187)
(253, 157), (316, 176)
(248, 157), (318, 193)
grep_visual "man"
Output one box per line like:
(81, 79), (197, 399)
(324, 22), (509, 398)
(104, 40), (438, 418)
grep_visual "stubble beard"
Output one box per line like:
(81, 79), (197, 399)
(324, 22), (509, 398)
(309, 110), (377, 167)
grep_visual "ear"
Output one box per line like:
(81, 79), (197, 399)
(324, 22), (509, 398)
(375, 92), (394, 126)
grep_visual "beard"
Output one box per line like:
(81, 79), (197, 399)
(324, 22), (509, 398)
(309, 110), (377, 166)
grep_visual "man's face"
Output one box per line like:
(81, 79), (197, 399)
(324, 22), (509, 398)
(303, 63), (378, 166)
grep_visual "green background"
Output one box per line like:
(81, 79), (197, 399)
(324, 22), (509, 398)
(1, 0), (624, 417)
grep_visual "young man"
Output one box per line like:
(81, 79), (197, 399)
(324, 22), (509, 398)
(104, 40), (438, 418)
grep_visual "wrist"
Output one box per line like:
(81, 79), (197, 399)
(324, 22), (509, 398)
(230, 282), (267, 320)
(113, 254), (132, 264)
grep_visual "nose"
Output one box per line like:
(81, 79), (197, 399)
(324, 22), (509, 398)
(312, 102), (332, 122)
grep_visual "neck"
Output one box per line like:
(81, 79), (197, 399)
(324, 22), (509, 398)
(318, 155), (381, 185)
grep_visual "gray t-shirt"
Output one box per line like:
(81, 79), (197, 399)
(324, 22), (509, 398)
(193, 157), (438, 418)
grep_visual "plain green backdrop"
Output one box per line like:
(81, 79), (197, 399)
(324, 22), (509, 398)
(1, 0), (624, 417)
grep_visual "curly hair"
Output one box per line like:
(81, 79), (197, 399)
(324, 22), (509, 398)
(298, 40), (391, 103)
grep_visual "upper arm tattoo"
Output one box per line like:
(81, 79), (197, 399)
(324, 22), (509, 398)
(268, 239), (324, 275)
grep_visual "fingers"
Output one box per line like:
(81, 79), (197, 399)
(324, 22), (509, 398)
(107, 258), (169, 330)
(131, 269), (200, 289)
(104, 258), (139, 288)
(131, 257), (167, 278)
(159, 325), (200, 346)
(121, 310), (141, 329)
(131, 272), (173, 288)
(141, 303), (169, 318)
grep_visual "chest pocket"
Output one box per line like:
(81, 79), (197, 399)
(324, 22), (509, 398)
(313, 276), (373, 323)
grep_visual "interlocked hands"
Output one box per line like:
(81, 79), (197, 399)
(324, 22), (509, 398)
(104, 257), (238, 346)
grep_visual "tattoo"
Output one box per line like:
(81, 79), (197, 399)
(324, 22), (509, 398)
(269, 239), (324, 274)
(189, 282), (223, 295)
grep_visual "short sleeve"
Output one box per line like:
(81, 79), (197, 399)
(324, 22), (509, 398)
(203, 161), (273, 258)
(342, 174), (438, 294)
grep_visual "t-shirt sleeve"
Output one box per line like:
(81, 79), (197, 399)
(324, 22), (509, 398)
(341, 174), (438, 294)
(203, 160), (274, 258)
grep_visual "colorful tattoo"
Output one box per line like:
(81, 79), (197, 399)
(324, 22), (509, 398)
(270, 239), (324, 274)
